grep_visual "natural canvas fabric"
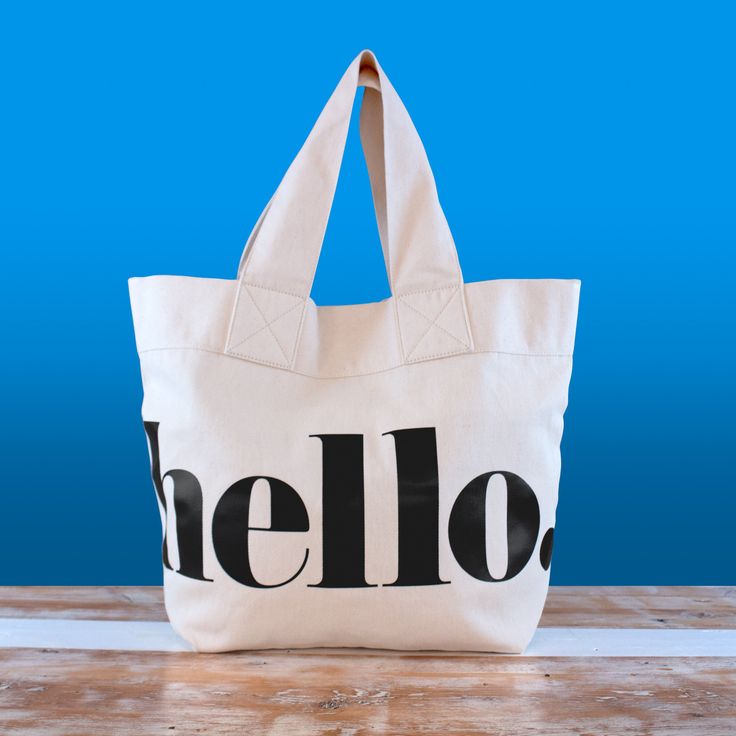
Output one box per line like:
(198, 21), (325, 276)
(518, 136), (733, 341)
(129, 50), (580, 653)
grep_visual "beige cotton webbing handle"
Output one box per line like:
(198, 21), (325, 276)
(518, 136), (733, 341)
(226, 50), (472, 370)
(237, 60), (388, 279)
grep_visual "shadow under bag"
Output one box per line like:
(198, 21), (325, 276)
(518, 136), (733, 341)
(129, 49), (580, 653)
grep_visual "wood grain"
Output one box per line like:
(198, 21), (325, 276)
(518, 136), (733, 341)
(1, 586), (734, 628)
(0, 587), (166, 622)
(541, 586), (736, 629)
(0, 587), (734, 734)
(0, 648), (734, 735)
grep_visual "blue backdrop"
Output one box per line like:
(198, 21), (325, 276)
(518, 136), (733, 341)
(2, 2), (734, 584)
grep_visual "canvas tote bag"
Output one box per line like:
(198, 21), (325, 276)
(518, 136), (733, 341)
(129, 50), (580, 653)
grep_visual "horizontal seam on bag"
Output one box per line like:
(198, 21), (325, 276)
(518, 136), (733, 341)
(136, 345), (573, 378)
(241, 281), (305, 300)
(226, 347), (289, 369)
(405, 346), (470, 363)
(395, 283), (462, 298)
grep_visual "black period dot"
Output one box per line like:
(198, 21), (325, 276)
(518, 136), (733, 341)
(539, 528), (554, 571)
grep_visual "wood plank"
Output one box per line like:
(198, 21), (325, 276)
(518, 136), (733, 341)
(1, 586), (734, 628)
(0, 588), (733, 734)
(0, 587), (166, 622)
(0, 648), (734, 735)
(541, 586), (736, 629)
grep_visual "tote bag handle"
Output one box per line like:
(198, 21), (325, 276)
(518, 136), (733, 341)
(226, 50), (473, 369)
(236, 66), (388, 280)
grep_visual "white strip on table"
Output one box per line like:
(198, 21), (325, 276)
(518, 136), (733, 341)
(1, 618), (735, 656)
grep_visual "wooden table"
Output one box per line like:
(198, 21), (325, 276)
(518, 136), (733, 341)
(0, 587), (734, 734)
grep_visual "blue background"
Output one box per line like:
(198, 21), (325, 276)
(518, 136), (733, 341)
(2, 2), (734, 585)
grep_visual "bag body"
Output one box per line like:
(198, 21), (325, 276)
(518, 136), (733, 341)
(129, 50), (580, 653)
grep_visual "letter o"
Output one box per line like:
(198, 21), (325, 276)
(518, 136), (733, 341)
(448, 471), (540, 582)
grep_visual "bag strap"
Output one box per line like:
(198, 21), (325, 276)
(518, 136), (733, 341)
(236, 70), (388, 279)
(225, 50), (473, 369)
